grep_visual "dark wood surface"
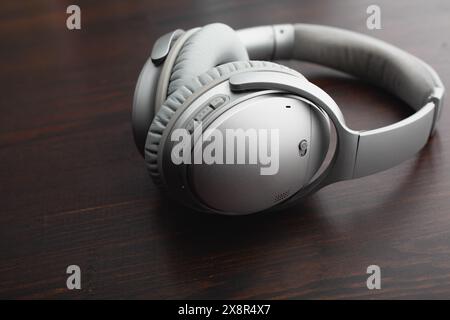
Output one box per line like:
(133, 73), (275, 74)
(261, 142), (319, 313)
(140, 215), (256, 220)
(1, 0), (450, 299)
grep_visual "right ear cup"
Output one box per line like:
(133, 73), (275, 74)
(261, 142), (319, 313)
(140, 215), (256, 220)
(145, 61), (303, 184)
(148, 61), (331, 214)
(166, 23), (249, 96)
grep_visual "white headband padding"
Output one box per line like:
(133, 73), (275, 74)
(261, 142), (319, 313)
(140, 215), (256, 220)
(292, 24), (437, 110)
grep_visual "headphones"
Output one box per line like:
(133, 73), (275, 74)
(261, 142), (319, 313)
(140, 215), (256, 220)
(132, 23), (444, 215)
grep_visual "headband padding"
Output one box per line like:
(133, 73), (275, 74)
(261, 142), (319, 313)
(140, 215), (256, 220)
(292, 24), (437, 110)
(167, 23), (249, 96)
(145, 61), (298, 183)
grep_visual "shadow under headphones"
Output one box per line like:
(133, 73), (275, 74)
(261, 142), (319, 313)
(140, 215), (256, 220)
(132, 23), (444, 215)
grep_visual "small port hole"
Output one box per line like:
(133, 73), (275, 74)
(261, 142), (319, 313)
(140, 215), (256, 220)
(285, 105), (291, 109)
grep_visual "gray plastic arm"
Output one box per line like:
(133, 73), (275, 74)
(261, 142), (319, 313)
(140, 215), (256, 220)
(353, 100), (436, 178)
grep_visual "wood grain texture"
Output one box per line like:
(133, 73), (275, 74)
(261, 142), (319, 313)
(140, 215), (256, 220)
(0, 0), (449, 299)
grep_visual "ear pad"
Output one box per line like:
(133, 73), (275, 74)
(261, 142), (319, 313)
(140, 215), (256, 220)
(167, 23), (249, 96)
(145, 61), (302, 183)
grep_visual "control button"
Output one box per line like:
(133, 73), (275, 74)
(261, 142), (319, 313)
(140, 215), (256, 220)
(185, 95), (229, 135)
(207, 95), (229, 109)
(194, 105), (214, 122)
(186, 121), (195, 134)
(187, 105), (214, 134)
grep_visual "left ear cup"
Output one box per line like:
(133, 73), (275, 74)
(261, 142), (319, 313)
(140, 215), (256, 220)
(132, 30), (188, 155)
(145, 61), (301, 184)
(133, 23), (248, 157)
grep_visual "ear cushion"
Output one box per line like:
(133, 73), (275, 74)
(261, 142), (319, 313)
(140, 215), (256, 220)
(167, 23), (249, 96)
(145, 60), (302, 183)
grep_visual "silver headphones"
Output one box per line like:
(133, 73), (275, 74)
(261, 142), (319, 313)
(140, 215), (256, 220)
(132, 23), (444, 215)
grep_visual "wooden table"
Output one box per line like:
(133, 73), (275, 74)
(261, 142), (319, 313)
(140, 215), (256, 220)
(1, 0), (449, 299)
